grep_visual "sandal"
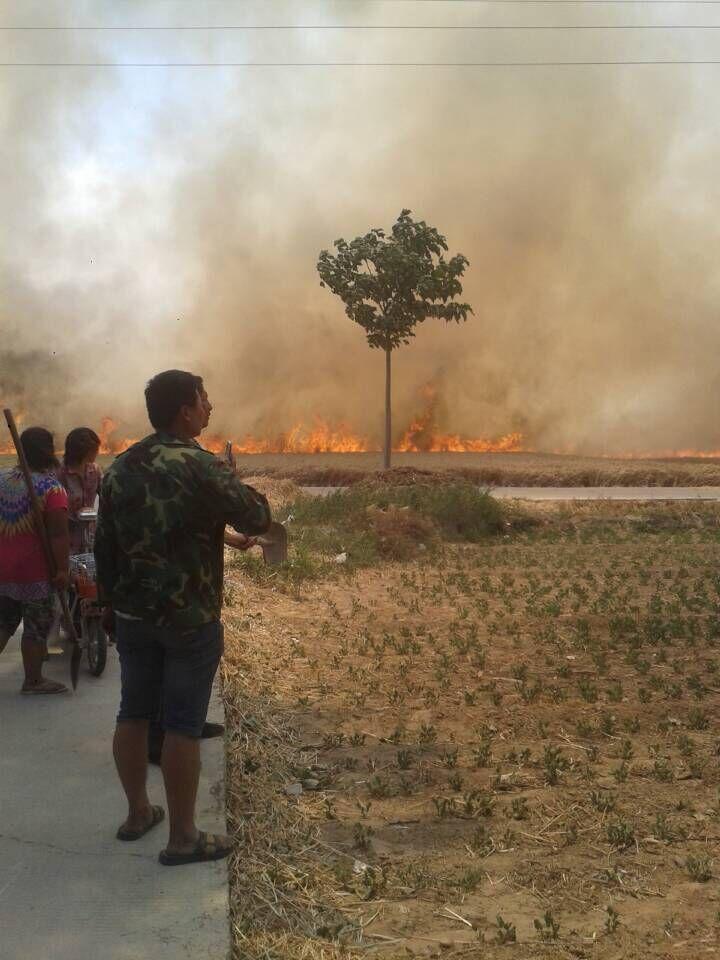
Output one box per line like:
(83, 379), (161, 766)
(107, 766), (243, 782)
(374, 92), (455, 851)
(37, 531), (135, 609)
(116, 805), (165, 841)
(21, 679), (68, 695)
(159, 830), (234, 866)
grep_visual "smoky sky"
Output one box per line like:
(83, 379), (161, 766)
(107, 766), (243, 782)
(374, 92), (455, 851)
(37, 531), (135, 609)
(2, 0), (720, 453)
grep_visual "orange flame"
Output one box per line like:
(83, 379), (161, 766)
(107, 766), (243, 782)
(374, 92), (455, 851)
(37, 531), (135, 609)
(1, 400), (719, 460)
(205, 419), (371, 454)
(97, 417), (139, 455)
(396, 383), (523, 453)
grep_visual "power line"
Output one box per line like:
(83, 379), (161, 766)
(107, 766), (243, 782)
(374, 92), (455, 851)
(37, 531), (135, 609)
(5, 24), (720, 29)
(4, 60), (720, 65)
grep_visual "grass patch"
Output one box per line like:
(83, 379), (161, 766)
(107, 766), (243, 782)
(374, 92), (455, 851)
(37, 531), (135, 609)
(284, 481), (504, 540)
(230, 482), (508, 585)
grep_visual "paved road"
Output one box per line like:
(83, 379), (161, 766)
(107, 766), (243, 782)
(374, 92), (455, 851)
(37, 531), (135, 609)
(302, 486), (720, 501)
(0, 637), (229, 960)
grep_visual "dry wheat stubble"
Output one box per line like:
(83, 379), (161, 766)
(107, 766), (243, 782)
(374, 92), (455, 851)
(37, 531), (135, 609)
(219, 498), (720, 959)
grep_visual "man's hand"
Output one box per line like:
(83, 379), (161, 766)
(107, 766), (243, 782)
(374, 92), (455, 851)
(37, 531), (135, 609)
(224, 530), (257, 551)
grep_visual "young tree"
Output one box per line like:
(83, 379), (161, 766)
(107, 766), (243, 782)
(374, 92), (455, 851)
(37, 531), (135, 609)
(317, 209), (472, 468)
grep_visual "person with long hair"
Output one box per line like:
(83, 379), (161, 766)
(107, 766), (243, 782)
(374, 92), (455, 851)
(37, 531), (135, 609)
(57, 427), (102, 554)
(0, 427), (70, 694)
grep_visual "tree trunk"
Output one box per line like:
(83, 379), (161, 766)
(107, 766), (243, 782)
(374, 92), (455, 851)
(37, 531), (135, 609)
(384, 347), (392, 470)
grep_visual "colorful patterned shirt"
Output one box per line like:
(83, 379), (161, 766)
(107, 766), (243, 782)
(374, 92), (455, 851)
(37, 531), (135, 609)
(94, 433), (271, 628)
(0, 467), (69, 601)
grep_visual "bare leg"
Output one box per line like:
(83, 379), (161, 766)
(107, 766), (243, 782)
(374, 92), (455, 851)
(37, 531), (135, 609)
(21, 637), (45, 685)
(113, 719), (154, 831)
(161, 732), (202, 853)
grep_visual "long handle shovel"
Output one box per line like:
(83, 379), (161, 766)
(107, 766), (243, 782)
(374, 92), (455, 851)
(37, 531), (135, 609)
(3, 409), (81, 689)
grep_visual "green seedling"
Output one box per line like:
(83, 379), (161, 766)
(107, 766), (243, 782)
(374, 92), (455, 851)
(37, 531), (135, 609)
(578, 679), (599, 703)
(612, 762), (629, 783)
(606, 818), (635, 850)
(599, 711), (617, 735)
(543, 745), (569, 785)
(432, 796), (455, 819)
(418, 722), (437, 745)
(368, 775), (392, 799)
(469, 791), (495, 818)
(473, 740), (493, 767)
(396, 749), (414, 770)
(322, 732), (345, 750)
(458, 866), (484, 892)
(590, 789), (617, 813)
(534, 910), (561, 941)
(387, 725), (404, 745)
(576, 719), (594, 739)
(509, 797), (530, 821)
(356, 799), (372, 818)
(604, 906), (620, 934)
(688, 708), (709, 731)
(653, 813), (675, 842)
(653, 758), (674, 782)
(353, 822), (374, 851)
(448, 772), (463, 792)
(686, 854), (713, 882)
(495, 915), (517, 944)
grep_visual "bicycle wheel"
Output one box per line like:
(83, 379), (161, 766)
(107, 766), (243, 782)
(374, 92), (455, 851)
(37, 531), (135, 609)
(83, 616), (108, 677)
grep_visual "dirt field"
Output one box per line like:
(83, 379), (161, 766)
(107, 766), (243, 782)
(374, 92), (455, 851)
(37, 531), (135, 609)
(230, 451), (720, 487)
(4, 451), (720, 487)
(221, 486), (720, 959)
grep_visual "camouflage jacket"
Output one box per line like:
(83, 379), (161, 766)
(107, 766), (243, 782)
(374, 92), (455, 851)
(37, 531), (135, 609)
(94, 433), (271, 628)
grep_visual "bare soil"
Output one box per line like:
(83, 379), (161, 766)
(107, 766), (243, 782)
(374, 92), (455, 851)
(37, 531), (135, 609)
(230, 451), (720, 487)
(5, 450), (718, 487)
(222, 500), (720, 959)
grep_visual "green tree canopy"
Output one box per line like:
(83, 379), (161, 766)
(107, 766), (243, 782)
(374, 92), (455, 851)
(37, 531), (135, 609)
(317, 208), (472, 350)
(317, 209), (472, 467)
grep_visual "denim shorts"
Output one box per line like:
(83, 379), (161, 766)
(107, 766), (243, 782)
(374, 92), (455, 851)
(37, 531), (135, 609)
(115, 617), (224, 738)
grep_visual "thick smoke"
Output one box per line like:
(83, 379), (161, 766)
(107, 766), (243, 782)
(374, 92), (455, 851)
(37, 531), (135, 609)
(2, 0), (720, 453)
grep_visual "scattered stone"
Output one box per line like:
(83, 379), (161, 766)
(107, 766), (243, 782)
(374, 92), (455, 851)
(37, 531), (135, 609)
(284, 782), (303, 797)
(302, 778), (321, 791)
(333, 551), (348, 564)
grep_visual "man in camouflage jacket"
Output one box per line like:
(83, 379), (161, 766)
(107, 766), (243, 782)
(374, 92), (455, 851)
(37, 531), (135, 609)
(95, 369), (271, 865)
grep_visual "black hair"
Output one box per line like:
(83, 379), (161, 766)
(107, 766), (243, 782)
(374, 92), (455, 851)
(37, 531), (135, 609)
(144, 370), (202, 431)
(64, 427), (101, 467)
(20, 427), (58, 472)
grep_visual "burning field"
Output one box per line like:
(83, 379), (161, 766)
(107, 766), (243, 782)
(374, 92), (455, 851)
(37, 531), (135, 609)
(3, 396), (720, 489)
(7, 5), (720, 959)
(220, 481), (720, 959)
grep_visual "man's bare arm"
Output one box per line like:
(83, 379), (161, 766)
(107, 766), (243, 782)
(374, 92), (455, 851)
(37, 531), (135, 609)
(45, 509), (70, 589)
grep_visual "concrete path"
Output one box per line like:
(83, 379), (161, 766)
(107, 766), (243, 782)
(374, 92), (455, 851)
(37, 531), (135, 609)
(0, 636), (229, 960)
(302, 485), (720, 501)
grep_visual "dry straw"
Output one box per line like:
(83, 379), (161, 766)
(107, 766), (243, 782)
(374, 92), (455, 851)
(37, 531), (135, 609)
(222, 608), (367, 960)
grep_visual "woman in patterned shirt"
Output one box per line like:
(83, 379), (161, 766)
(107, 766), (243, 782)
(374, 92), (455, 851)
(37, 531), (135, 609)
(0, 427), (70, 694)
